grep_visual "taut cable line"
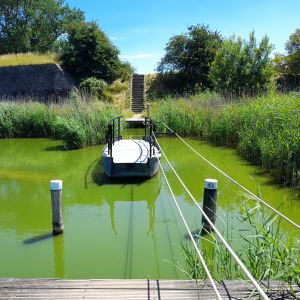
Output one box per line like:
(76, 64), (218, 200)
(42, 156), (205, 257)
(157, 158), (223, 300)
(154, 134), (270, 300)
(162, 122), (300, 231)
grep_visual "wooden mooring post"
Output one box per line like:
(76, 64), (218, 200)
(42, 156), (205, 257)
(202, 179), (218, 232)
(50, 180), (64, 235)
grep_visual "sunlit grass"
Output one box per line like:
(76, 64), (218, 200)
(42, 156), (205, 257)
(0, 94), (118, 149)
(152, 92), (300, 187)
(0, 52), (59, 67)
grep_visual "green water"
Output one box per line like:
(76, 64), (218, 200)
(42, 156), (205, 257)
(0, 136), (299, 279)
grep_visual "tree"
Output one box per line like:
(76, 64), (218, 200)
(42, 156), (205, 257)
(0, 0), (84, 54)
(209, 32), (274, 97)
(285, 28), (300, 75)
(60, 21), (126, 83)
(157, 24), (222, 92)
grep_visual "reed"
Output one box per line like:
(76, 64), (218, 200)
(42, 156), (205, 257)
(152, 92), (300, 187)
(0, 98), (117, 149)
(181, 202), (300, 289)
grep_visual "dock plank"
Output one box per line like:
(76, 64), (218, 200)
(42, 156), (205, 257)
(0, 278), (299, 299)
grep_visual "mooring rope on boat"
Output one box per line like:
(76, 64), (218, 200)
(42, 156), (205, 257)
(157, 158), (223, 300)
(154, 134), (270, 300)
(162, 122), (300, 231)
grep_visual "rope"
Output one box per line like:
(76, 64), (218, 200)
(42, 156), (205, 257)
(162, 123), (300, 231)
(157, 158), (223, 300)
(154, 134), (270, 300)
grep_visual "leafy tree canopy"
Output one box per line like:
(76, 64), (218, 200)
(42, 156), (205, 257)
(209, 32), (274, 96)
(0, 0), (84, 54)
(157, 24), (222, 91)
(60, 21), (130, 83)
(285, 28), (300, 75)
(286, 28), (300, 55)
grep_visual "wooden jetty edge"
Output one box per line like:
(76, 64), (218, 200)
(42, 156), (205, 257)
(0, 278), (299, 299)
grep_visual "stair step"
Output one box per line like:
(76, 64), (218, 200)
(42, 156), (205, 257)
(131, 74), (145, 112)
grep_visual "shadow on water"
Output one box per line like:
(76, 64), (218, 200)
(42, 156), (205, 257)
(44, 145), (66, 152)
(23, 232), (54, 244)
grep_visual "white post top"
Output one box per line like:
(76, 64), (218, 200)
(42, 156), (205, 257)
(204, 179), (218, 190)
(50, 180), (62, 190)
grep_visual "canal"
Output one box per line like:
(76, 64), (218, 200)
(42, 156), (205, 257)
(0, 134), (299, 279)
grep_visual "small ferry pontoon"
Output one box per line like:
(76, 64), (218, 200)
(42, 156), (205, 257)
(102, 116), (161, 178)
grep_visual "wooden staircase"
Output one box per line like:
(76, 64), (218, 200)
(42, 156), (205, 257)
(131, 74), (145, 113)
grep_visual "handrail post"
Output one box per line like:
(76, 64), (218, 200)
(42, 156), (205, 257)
(150, 121), (153, 157)
(118, 117), (121, 141)
(112, 120), (115, 145)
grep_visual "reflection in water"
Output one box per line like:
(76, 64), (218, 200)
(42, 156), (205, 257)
(0, 137), (299, 279)
(92, 160), (162, 235)
(53, 235), (65, 278)
(92, 159), (162, 279)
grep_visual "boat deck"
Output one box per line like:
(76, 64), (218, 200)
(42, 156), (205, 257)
(103, 140), (151, 163)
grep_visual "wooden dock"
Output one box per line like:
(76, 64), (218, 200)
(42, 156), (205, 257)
(0, 278), (298, 299)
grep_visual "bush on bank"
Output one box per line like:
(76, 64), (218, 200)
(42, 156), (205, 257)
(0, 100), (117, 149)
(152, 93), (300, 187)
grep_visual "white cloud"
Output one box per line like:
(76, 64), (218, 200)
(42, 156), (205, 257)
(120, 53), (158, 60)
(109, 36), (118, 41)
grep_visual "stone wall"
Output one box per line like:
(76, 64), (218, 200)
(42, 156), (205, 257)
(0, 64), (76, 101)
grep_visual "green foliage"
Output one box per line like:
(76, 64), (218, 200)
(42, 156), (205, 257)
(0, 0), (84, 54)
(286, 28), (300, 55)
(181, 203), (300, 289)
(273, 29), (300, 91)
(0, 102), (54, 138)
(209, 32), (274, 97)
(285, 28), (300, 75)
(155, 24), (222, 94)
(79, 77), (108, 97)
(152, 93), (300, 187)
(60, 21), (127, 83)
(0, 100), (117, 149)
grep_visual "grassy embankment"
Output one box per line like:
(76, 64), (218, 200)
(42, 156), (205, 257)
(0, 99), (117, 149)
(152, 93), (300, 187)
(0, 53), (132, 148)
(0, 53), (59, 66)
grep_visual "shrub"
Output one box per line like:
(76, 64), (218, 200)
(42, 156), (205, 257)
(61, 21), (127, 83)
(79, 77), (108, 97)
(210, 32), (274, 97)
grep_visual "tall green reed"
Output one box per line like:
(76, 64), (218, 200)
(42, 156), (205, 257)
(0, 99), (118, 149)
(152, 92), (300, 187)
(181, 202), (300, 288)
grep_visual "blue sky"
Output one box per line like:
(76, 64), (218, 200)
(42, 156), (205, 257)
(66, 0), (300, 74)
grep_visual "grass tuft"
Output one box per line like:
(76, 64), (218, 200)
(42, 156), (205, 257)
(0, 52), (59, 67)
